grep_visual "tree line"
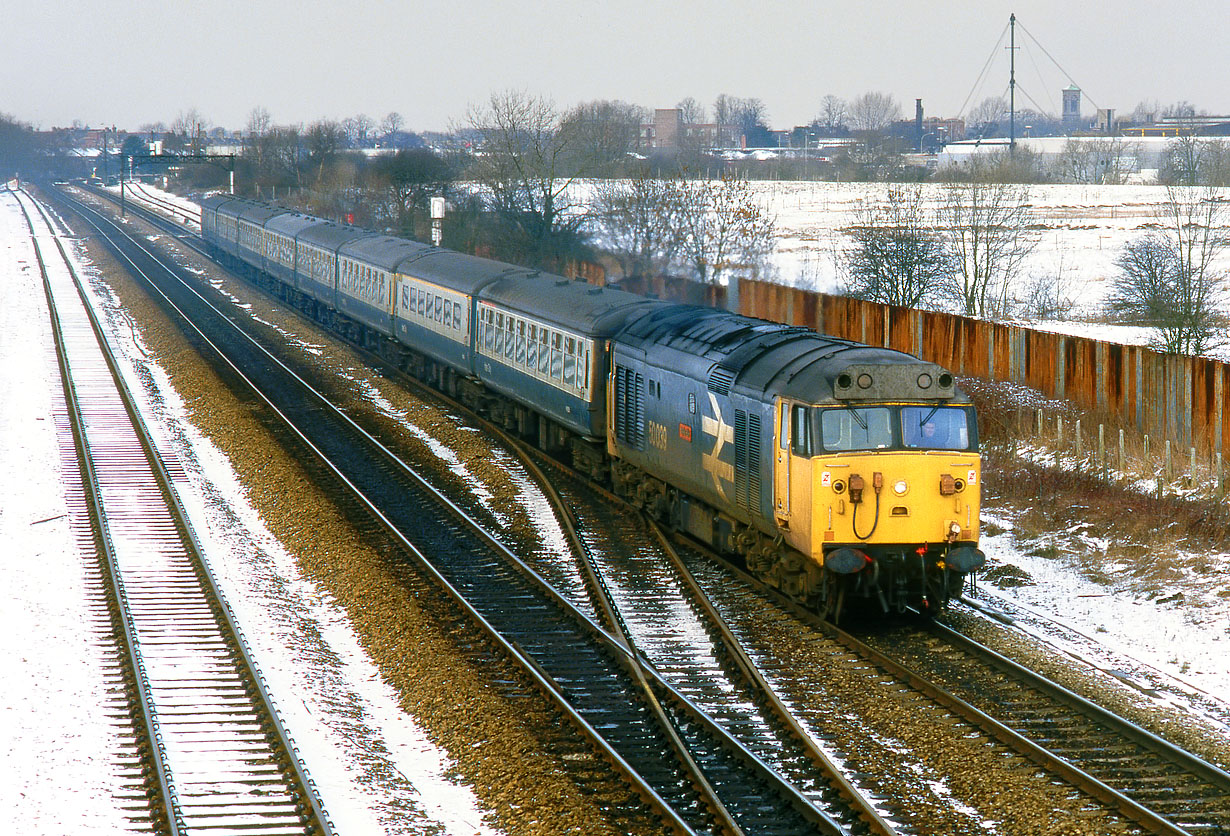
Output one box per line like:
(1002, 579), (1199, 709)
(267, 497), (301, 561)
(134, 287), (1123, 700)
(839, 171), (1227, 355)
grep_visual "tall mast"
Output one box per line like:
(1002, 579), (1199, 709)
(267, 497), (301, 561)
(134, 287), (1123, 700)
(1009, 13), (1017, 150)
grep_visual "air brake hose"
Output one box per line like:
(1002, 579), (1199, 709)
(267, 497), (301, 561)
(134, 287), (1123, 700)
(852, 480), (881, 541)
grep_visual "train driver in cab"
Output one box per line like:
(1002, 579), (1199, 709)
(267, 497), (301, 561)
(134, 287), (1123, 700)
(902, 406), (970, 450)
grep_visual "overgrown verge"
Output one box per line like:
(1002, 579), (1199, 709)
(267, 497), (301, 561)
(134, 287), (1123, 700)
(966, 378), (1230, 601)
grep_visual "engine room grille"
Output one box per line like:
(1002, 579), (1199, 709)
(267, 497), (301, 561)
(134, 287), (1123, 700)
(734, 410), (761, 513)
(614, 365), (645, 450)
(707, 367), (735, 395)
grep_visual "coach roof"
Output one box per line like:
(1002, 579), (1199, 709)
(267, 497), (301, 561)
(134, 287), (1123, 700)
(481, 272), (662, 335)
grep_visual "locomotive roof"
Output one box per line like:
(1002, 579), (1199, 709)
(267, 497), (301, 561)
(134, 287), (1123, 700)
(339, 234), (432, 271)
(481, 273), (664, 335)
(616, 304), (966, 405)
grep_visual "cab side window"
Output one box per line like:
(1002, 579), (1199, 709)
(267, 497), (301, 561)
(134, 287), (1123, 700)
(791, 405), (812, 457)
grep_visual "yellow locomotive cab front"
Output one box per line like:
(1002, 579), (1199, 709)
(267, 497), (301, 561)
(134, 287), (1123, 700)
(774, 397), (983, 613)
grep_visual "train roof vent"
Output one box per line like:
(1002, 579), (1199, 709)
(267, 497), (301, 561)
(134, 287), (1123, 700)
(707, 367), (736, 395)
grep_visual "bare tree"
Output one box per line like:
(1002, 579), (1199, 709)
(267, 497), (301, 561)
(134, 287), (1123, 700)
(966, 96), (1007, 138)
(560, 99), (646, 176)
(1107, 233), (1180, 323)
(1129, 99), (1160, 124)
(464, 89), (587, 268)
(712, 94), (739, 127)
(246, 106), (272, 138)
(305, 119), (345, 184)
(848, 91), (901, 132)
(1107, 191), (1227, 356)
(676, 97), (707, 124)
(1052, 138), (1139, 184)
(350, 113), (375, 146)
(814, 95), (848, 132)
(1160, 134), (1206, 186)
(841, 185), (950, 307)
(940, 173), (1036, 318)
(380, 111), (405, 139)
(170, 108), (209, 153)
(1199, 140), (1230, 187)
(676, 170), (776, 286)
(370, 148), (456, 234)
(590, 169), (687, 279)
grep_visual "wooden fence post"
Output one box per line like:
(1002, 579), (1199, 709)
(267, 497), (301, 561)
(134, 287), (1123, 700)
(1099, 424), (1106, 481)
(1118, 428), (1125, 482)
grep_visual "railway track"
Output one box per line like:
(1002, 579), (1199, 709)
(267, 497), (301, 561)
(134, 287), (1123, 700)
(512, 456), (899, 835)
(676, 537), (1230, 835)
(866, 615), (1230, 834)
(12, 187), (334, 835)
(50, 184), (859, 835)
(81, 182), (1230, 834)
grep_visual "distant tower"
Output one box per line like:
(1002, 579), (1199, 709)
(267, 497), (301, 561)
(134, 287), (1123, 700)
(1062, 84), (1082, 127)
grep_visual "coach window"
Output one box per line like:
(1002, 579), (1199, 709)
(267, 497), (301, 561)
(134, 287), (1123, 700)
(454, 301), (462, 331)
(505, 317), (516, 359)
(538, 329), (551, 375)
(579, 347), (590, 391)
(483, 310), (495, 351)
(443, 298), (452, 327)
(433, 295), (442, 322)
(551, 334), (563, 380)
(527, 325), (538, 368)
(516, 321), (526, 365)
(494, 313), (505, 355)
(563, 337), (576, 386)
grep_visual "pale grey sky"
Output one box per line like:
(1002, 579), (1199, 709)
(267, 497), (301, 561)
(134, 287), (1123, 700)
(4, 0), (1226, 133)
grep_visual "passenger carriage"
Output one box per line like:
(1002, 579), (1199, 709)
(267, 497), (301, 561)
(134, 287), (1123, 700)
(335, 235), (430, 337)
(474, 274), (656, 443)
(262, 212), (320, 289)
(293, 222), (374, 314)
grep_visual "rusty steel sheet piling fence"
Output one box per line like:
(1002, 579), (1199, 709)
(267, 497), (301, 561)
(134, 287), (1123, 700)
(738, 279), (1230, 472)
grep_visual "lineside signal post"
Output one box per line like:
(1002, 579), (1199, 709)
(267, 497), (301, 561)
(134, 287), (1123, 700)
(431, 196), (445, 247)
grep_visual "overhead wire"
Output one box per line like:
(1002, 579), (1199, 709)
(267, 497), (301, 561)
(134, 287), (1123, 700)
(957, 21), (1009, 119)
(1017, 19), (1102, 111)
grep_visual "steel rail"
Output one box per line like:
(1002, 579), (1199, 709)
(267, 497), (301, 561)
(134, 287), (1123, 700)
(17, 187), (335, 836)
(51, 185), (716, 836)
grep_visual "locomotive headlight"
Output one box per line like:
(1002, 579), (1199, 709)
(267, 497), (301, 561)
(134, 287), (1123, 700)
(892, 479), (908, 496)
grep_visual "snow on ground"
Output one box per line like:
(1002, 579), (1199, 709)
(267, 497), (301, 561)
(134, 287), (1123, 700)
(0, 189), (499, 833)
(971, 511), (1230, 727)
(752, 181), (1201, 307)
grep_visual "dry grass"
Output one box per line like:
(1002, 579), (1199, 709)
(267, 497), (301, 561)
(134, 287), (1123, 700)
(967, 376), (1230, 595)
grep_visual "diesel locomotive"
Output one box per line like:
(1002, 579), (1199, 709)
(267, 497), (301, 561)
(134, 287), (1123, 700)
(199, 194), (983, 619)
